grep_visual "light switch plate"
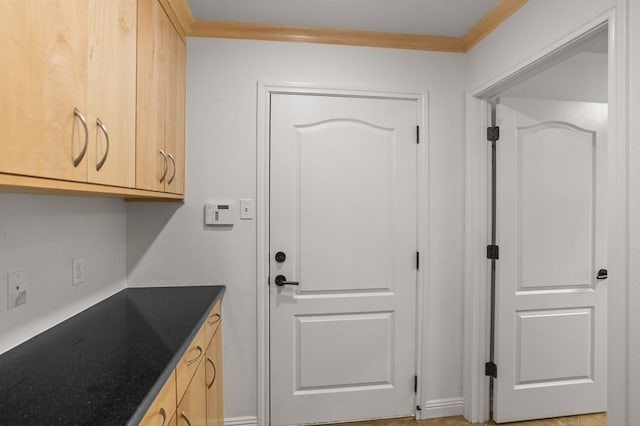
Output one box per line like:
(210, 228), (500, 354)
(240, 198), (255, 220)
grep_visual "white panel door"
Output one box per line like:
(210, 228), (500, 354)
(270, 93), (418, 426)
(494, 103), (607, 422)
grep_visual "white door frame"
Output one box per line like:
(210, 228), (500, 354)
(463, 6), (630, 423)
(256, 82), (429, 425)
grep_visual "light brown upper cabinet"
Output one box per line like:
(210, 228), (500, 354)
(88, 0), (137, 187)
(137, 0), (186, 195)
(0, 0), (136, 187)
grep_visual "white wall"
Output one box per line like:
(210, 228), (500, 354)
(466, 0), (615, 93)
(0, 194), (127, 354)
(500, 52), (608, 103)
(126, 38), (467, 419)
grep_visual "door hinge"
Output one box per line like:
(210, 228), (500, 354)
(486, 245), (499, 260)
(487, 126), (500, 142)
(485, 361), (497, 378)
(414, 375), (418, 393)
(416, 252), (420, 269)
(416, 125), (420, 144)
(267, 275), (270, 286)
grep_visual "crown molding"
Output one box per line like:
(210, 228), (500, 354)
(190, 20), (466, 52)
(167, 0), (527, 52)
(462, 0), (528, 50)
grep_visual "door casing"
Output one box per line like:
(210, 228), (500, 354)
(463, 8), (630, 424)
(256, 83), (429, 425)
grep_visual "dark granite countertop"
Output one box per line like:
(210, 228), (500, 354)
(0, 285), (226, 425)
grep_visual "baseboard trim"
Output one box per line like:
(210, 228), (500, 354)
(224, 416), (259, 426)
(424, 397), (464, 419)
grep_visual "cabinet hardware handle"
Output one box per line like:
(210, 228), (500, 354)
(206, 356), (217, 389)
(180, 410), (192, 426)
(159, 150), (168, 183)
(167, 153), (176, 184)
(185, 345), (203, 366)
(207, 313), (221, 325)
(96, 118), (110, 171)
(73, 107), (88, 167)
(159, 407), (167, 426)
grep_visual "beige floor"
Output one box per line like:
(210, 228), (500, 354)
(316, 413), (606, 426)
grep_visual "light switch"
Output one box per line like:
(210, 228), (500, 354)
(240, 198), (255, 220)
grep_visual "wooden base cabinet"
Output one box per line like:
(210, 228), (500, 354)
(178, 360), (207, 426)
(142, 301), (223, 425)
(206, 326), (224, 426)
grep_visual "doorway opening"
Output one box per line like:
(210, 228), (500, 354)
(464, 20), (612, 424)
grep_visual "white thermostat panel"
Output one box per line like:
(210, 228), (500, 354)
(205, 202), (235, 226)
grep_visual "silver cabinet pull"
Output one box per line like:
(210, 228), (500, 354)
(167, 153), (176, 184)
(207, 313), (221, 326)
(180, 410), (192, 426)
(73, 107), (88, 167)
(96, 118), (110, 171)
(159, 407), (167, 426)
(185, 345), (203, 366)
(159, 149), (168, 183)
(206, 356), (217, 389)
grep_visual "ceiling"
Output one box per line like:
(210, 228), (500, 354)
(186, 0), (500, 37)
(178, 0), (528, 52)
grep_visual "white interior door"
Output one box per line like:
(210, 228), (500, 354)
(269, 93), (418, 426)
(494, 101), (607, 422)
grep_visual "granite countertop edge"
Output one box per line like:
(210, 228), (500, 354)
(127, 285), (227, 425)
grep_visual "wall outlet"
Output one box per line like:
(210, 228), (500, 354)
(72, 257), (85, 286)
(7, 270), (29, 309)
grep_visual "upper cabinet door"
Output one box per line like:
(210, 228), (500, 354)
(0, 0), (89, 182)
(87, 0), (137, 187)
(136, 0), (169, 192)
(165, 28), (186, 195)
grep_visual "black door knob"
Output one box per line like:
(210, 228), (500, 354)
(275, 251), (286, 263)
(274, 275), (299, 287)
(596, 268), (608, 280)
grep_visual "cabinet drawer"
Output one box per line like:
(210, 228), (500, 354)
(139, 370), (176, 426)
(176, 325), (205, 401)
(204, 300), (222, 347)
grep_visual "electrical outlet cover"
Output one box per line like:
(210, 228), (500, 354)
(72, 257), (85, 286)
(7, 270), (29, 309)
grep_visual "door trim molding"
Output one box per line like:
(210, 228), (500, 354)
(463, 7), (628, 423)
(256, 82), (429, 425)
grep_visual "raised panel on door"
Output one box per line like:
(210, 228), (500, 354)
(87, 0), (136, 187)
(164, 27), (186, 195)
(270, 94), (418, 425)
(494, 103), (607, 422)
(0, 1), (88, 182)
(136, 0), (168, 192)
